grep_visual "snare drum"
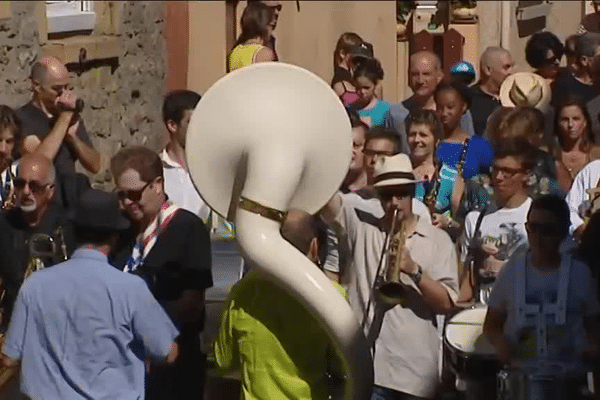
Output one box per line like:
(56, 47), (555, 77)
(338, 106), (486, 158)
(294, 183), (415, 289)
(444, 305), (501, 380)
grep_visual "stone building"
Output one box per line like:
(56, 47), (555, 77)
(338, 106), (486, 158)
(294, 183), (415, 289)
(0, 1), (167, 187)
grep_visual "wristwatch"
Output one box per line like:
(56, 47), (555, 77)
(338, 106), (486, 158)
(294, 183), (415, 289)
(408, 265), (423, 285)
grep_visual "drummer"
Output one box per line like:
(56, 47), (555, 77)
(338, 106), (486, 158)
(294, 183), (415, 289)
(483, 195), (600, 395)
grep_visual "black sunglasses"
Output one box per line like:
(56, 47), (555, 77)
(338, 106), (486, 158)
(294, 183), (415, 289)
(376, 187), (414, 202)
(13, 178), (52, 194)
(269, 4), (282, 11)
(115, 181), (152, 202)
(525, 222), (562, 235)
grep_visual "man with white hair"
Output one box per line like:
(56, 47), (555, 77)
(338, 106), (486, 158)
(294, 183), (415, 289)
(469, 46), (515, 136)
(0, 153), (75, 329)
(322, 153), (458, 399)
(385, 51), (475, 151)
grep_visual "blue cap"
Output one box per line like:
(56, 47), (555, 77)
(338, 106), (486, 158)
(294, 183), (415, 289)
(450, 61), (476, 84)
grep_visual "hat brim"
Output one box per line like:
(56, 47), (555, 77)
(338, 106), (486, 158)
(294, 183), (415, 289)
(373, 178), (423, 188)
(68, 211), (131, 231)
(499, 73), (551, 113)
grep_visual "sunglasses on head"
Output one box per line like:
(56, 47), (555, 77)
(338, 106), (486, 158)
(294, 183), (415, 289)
(115, 181), (152, 202)
(269, 4), (282, 11)
(13, 178), (52, 194)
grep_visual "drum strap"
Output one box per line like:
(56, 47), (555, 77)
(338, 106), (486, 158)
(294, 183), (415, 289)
(515, 251), (571, 357)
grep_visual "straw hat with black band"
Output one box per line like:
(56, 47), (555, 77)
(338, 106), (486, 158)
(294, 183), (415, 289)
(499, 71), (552, 113)
(373, 154), (423, 188)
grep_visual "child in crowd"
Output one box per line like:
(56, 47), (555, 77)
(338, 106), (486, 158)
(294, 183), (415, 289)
(351, 58), (390, 128)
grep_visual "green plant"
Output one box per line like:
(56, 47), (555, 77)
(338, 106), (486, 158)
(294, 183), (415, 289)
(397, 0), (415, 24)
(451, 0), (477, 8)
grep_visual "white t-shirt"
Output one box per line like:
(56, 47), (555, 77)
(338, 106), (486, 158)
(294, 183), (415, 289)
(462, 197), (532, 265)
(488, 250), (600, 364)
(565, 159), (600, 234)
(334, 195), (457, 397)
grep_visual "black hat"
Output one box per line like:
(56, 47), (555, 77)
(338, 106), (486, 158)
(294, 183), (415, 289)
(349, 42), (374, 60)
(70, 189), (130, 230)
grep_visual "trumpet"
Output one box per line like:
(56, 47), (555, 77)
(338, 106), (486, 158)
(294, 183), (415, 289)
(1, 156), (15, 210)
(377, 208), (407, 305)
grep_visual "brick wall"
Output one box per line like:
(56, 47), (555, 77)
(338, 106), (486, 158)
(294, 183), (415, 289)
(0, 1), (167, 187)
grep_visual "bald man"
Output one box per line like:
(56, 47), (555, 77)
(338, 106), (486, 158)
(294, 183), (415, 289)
(17, 55), (100, 176)
(385, 51), (475, 151)
(215, 210), (346, 400)
(470, 47), (514, 136)
(0, 153), (75, 329)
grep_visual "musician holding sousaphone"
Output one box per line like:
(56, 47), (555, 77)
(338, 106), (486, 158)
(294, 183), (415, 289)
(322, 153), (458, 399)
(484, 195), (600, 399)
(0, 153), (74, 331)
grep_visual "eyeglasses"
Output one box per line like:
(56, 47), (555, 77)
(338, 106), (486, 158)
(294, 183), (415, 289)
(13, 178), (52, 194)
(363, 149), (395, 158)
(115, 181), (152, 202)
(525, 222), (562, 235)
(268, 4), (282, 11)
(491, 165), (525, 179)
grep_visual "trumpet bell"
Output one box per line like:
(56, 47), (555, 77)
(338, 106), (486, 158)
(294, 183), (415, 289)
(186, 62), (352, 220)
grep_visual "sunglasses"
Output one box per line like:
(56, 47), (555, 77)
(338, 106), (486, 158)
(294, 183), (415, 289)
(268, 4), (282, 11)
(525, 222), (563, 235)
(115, 181), (152, 202)
(13, 178), (52, 194)
(376, 187), (413, 202)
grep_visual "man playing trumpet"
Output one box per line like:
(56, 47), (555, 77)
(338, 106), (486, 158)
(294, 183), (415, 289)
(322, 153), (458, 399)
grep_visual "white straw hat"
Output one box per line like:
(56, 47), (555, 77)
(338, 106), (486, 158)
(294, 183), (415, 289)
(373, 153), (422, 188)
(499, 72), (551, 113)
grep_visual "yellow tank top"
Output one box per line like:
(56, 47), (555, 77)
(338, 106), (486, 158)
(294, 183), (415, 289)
(228, 44), (264, 72)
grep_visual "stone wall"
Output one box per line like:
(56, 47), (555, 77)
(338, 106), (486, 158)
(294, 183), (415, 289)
(0, 1), (167, 187)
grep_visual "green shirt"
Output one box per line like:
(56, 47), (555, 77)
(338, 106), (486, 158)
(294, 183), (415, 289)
(214, 270), (347, 400)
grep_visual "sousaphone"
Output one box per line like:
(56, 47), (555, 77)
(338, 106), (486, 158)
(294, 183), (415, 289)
(186, 63), (373, 400)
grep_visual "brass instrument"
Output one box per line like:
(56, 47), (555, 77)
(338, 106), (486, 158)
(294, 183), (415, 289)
(377, 208), (407, 305)
(424, 165), (441, 214)
(456, 137), (471, 178)
(1, 156), (15, 210)
(24, 226), (68, 279)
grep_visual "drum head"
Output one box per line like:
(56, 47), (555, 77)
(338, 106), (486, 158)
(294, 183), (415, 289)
(186, 63), (352, 220)
(445, 306), (496, 355)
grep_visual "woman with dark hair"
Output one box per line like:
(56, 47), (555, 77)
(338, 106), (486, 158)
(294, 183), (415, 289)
(351, 57), (389, 128)
(331, 33), (382, 107)
(525, 31), (565, 84)
(0, 105), (20, 209)
(435, 82), (494, 179)
(228, 2), (276, 72)
(554, 97), (600, 192)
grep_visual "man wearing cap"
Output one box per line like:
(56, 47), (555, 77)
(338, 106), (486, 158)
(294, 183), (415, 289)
(385, 51), (475, 153)
(469, 47), (515, 137)
(322, 153), (458, 399)
(1, 189), (180, 400)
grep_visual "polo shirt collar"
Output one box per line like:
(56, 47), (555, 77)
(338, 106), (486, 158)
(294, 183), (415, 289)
(71, 248), (108, 262)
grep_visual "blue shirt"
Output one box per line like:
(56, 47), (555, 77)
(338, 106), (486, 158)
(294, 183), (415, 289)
(415, 164), (457, 215)
(356, 100), (391, 128)
(436, 135), (493, 180)
(3, 248), (179, 400)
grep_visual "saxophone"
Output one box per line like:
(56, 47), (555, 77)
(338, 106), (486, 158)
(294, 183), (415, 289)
(424, 164), (441, 214)
(24, 226), (69, 279)
(377, 208), (407, 305)
(456, 137), (471, 178)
